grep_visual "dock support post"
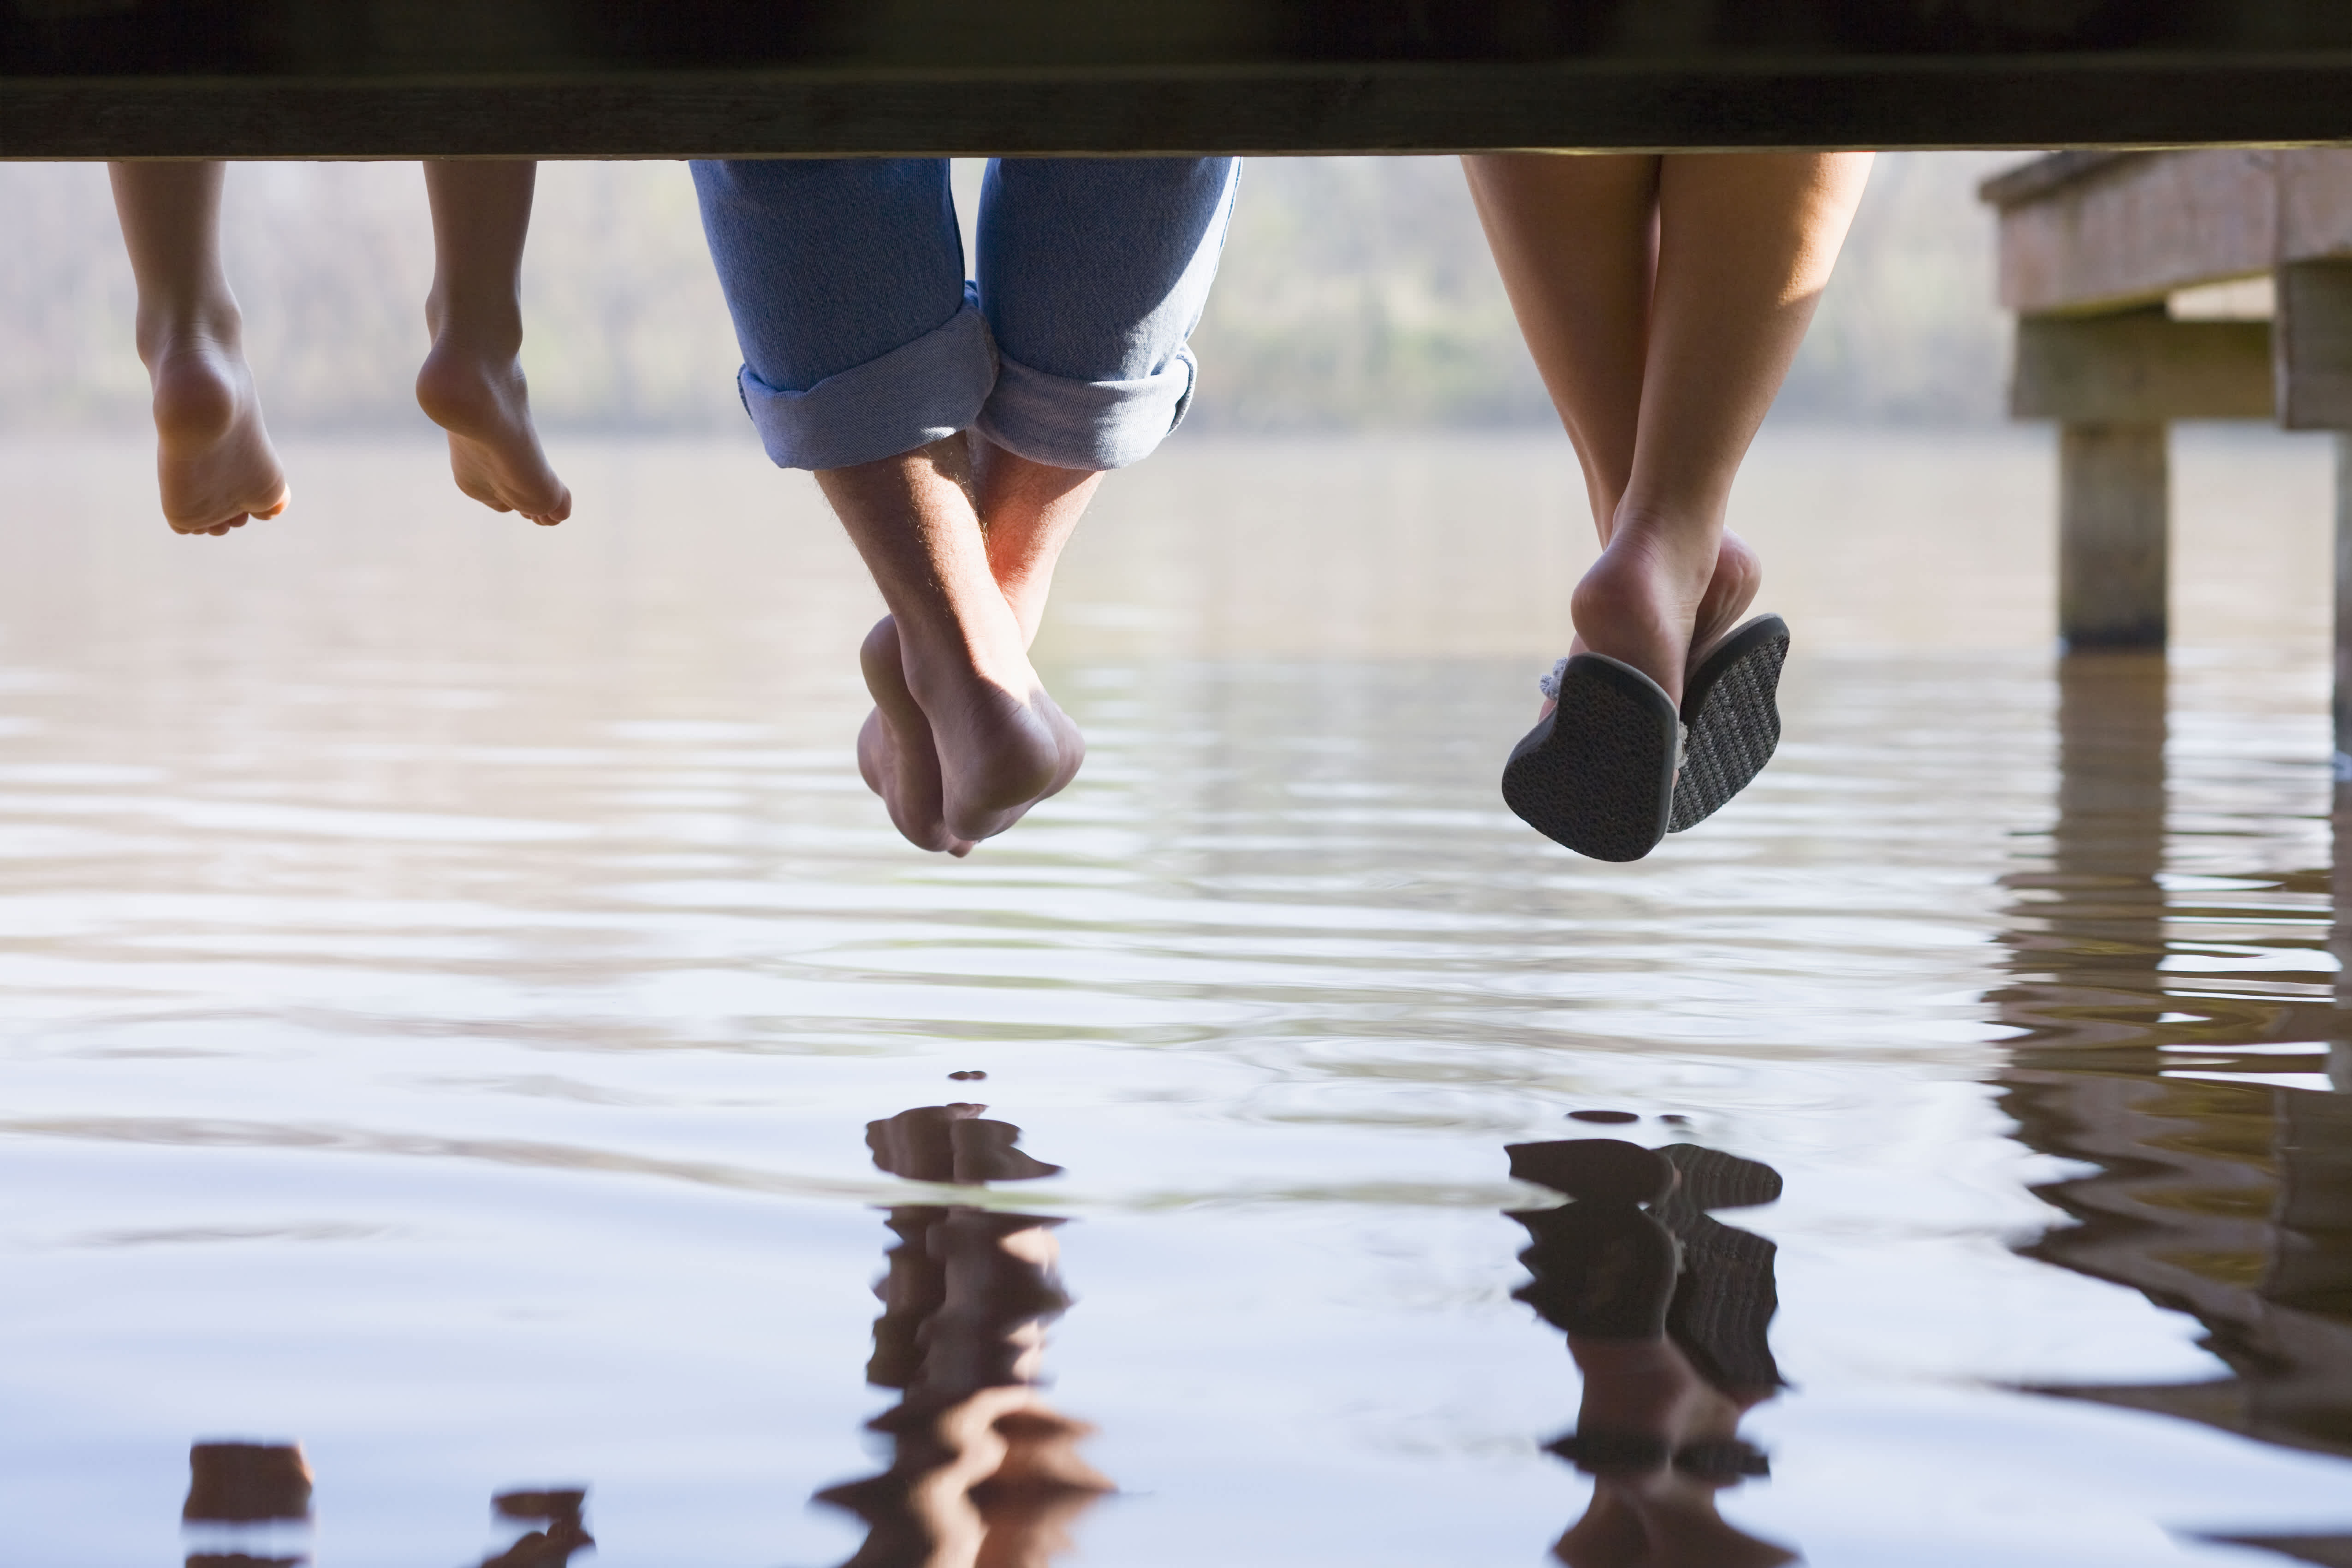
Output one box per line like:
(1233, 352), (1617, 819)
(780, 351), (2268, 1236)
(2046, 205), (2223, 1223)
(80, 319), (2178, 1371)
(2058, 422), (2168, 649)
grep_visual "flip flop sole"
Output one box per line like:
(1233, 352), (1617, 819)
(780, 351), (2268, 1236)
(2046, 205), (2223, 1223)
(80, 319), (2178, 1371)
(1669, 614), (1789, 834)
(1502, 654), (1679, 861)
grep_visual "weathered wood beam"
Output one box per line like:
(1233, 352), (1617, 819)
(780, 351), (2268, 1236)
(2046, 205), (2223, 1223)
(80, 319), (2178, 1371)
(12, 2), (2352, 157)
(1990, 150), (2284, 315)
(1987, 149), (2352, 317)
(2013, 309), (2273, 423)
(2278, 261), (2352, 429)
(2059, 424), (2169, 650)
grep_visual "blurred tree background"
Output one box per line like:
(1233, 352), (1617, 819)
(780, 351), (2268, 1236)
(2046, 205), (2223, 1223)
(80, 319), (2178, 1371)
(0, 153), (2010, 435)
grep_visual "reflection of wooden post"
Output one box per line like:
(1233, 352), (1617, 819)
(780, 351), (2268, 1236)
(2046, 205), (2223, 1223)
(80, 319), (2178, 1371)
(2059, 424), (2169, 648)
(2012, 308), (2272, 651)
(2286, 266), (2352, 1083)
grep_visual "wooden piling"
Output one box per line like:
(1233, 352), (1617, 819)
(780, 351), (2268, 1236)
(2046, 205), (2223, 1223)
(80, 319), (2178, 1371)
(2058, 422), (2169, 650)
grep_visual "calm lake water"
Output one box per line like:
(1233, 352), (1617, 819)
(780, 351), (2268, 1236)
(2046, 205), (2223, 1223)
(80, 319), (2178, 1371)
(1, 425), (2348, 1567)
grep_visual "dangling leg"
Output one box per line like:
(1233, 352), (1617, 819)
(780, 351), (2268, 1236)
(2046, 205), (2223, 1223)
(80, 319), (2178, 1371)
(416, 160), (571, 525)
(1467, 152), (1868, 706)
(107, 160), (289, 536)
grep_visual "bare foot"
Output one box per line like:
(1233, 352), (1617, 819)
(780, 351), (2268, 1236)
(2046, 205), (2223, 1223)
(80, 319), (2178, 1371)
(860, 616), (974, 857)
(861, 615), (1083, 851)
(415, 343), (571, 526)
(1689, 529), (1762, 665)
(1548, 530), (1759, 718)
(145, 337), (289, 537)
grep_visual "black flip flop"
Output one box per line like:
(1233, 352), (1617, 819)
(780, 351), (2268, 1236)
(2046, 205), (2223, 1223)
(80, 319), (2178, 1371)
(1669, 614), (1789, 835)
(1501, 653), (1681, 862)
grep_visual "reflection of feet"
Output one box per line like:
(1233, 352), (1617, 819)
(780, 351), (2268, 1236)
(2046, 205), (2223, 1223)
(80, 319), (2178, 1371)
(148, 339), (290, 536)
(415, 343), (571, 526)
(860, 614), (1084, 855)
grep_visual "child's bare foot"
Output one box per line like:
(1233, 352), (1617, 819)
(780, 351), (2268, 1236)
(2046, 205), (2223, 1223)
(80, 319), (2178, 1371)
(144, 335), (289, 537)
(415, 343), (571, 526)
(862, 614), (1084, 852)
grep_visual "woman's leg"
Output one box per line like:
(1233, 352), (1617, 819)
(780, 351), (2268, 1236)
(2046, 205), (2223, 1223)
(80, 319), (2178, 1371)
(416, 160), (570, 525)
(107, 160), (289, 536)
(1463, 152), (1870, 705)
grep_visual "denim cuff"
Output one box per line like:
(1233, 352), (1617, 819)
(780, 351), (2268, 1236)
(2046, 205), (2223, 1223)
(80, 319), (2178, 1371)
(737, 287), (998, 471)
(974, 344), (1200, 473)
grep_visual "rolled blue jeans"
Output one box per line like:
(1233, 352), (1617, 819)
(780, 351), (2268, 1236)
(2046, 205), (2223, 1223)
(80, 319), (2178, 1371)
(690, 156), (1241, 472)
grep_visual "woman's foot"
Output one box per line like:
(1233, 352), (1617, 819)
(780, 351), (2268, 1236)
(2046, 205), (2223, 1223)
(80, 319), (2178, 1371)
(859, 615), (1084, 854)
(144, 332), (289, 537)
(1546, 529), (1760, 717)
(415, 341), (571, 526)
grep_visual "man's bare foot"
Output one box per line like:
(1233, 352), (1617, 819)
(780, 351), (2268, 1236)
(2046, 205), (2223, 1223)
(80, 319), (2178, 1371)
(861, 615), (1083, 852)
(860, 617), (974, 857)
(415, 343), (571, 526)
(145, 337), (289, 537)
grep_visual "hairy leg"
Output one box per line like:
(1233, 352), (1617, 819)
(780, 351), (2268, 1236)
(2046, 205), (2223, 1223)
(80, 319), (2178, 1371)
(1575, 153), (1872, 703)
(107, 161), (289, 537)
(857, 436), (1101, 853)
(826, 437), (1085, 853)
(416, 160), (571, 526)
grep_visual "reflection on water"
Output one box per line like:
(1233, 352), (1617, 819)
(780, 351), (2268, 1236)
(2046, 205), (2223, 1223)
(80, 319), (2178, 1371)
(823, 1106), (1108, 1568)
(1991, 651), (2352, 1562)
(179, 1441), (589, 1567)
(5, 429), (2352, 1564)
(1508, 1137), (1790, 1567)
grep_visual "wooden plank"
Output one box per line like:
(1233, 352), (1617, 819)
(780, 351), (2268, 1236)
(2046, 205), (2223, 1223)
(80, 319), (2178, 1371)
(2059, 423), (2169, 649)
(10, 0), (2352, 158)
(1992, 149), (2283, 315)
(2012, 309), (2273, 422)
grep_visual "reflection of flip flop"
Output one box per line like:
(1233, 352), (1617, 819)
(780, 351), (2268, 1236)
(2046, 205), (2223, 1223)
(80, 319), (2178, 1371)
(1503, 653), (1683, 862)
(1543, 1430), (1770, 1483)
(1510, 1201), (1680, 1339)
(1669, 615), (1789, 834)
(1508, 1138), (1676, 1206)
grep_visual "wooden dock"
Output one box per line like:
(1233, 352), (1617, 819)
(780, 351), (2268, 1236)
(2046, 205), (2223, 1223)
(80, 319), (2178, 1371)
(1985, 151), (2352, 777)
(8, 2), (2352, 158)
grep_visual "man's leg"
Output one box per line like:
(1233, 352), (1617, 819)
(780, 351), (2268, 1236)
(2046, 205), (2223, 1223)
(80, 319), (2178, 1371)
(695, 157), (1060, 852)
(852, 157), (1242, 844)
(826, 435), (1086, 855)
(851, 434), (1101, 851)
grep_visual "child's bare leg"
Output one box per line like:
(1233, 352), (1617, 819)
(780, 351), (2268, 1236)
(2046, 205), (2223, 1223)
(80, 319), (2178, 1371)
(416, 160), (570, 526)
(855, 436), (1100, 853)
(107, 161), (288, 537)
(825, 436), (1083, 854)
